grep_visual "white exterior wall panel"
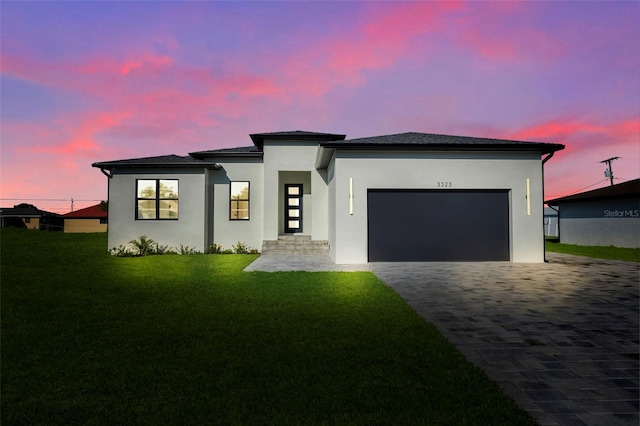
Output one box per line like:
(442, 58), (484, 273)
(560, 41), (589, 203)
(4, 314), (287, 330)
(107, 169), (207, 251)
(210, 159), (264, 252)
(330, 151), (545, 264)
(263, 141), (328, 240)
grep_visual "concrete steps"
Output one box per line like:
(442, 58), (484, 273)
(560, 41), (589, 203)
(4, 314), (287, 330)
(261, 235), (329, 255)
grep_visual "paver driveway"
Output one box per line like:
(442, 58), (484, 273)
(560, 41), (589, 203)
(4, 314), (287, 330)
(371, 253), (639, 426)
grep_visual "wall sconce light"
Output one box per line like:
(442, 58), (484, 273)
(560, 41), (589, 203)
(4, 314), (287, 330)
(349, 177), (354, 215)
(526, 178), (531, 216)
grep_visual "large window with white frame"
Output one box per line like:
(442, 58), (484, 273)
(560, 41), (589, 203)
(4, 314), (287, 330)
(230, 181), (250, 220)
(136, 179), (179, 220)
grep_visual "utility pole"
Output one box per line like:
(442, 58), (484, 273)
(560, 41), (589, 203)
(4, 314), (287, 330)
(599, 157), (619, 186)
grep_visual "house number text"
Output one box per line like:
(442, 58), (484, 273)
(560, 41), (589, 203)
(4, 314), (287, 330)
(437, 181), (452, 188)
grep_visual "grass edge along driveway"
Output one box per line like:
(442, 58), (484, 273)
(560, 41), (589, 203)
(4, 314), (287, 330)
(1, 230), (534, 425)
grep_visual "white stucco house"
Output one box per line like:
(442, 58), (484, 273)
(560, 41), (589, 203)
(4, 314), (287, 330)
(92, 130), (564, 263)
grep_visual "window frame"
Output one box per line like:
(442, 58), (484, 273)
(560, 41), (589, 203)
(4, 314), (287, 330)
(135, 179), (179, 221)
(229, 181), (250, 221)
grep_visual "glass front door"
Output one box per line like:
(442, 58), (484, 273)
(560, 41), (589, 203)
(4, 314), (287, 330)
(284, 184), (303, 233)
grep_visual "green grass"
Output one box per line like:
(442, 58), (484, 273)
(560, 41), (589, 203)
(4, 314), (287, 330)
(1, 229), (534, 425)
(546, 238), (640, 262)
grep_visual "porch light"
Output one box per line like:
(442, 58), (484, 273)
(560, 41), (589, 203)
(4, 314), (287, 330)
(526, 178), (531, 216)
(349, 177), (354, 215)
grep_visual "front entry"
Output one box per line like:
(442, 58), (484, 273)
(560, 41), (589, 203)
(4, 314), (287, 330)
(284, 184), (303, 233)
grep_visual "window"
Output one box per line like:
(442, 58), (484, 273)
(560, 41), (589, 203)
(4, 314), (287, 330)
(136, 179), (179, 220)
(230, 181), (250, 220)
(24, 218), (31, 223)
(100, 218), (108, 224)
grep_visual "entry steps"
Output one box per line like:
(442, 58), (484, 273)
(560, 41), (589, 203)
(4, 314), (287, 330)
(261, 235), (329, 255)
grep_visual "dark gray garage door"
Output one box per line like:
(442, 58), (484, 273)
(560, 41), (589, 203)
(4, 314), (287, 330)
(368, 189), (510, 262)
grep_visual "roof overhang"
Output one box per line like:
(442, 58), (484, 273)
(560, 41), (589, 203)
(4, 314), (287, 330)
(250, 131), (346, 149)
(315, 142), (565, 170)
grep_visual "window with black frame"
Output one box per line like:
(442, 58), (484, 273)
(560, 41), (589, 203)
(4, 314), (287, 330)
(230, 181), (249, 220)
(136, 179), (179, 220)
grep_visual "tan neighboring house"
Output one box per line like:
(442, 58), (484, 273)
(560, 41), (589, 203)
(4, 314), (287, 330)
(0, 204), (63, 231)
(63, 203), (108, 233)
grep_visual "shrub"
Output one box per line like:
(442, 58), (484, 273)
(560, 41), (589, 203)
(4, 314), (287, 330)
(128, 236), (158, 256)
(109, 245), (137, 257)
(179, 245), (200, 255)
(233, 242), (250, 254)
(208, 243), (223, 254)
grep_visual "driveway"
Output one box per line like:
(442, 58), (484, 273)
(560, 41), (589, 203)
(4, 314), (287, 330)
(371, 253), (639, 426)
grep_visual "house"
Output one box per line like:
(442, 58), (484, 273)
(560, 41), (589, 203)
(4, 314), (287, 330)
(63, 203), (108, 233)
(544, 207), (559, 238)
(92, 130), (564, 263)
(546, 178), (640, 248)
(0, 204), (63, 231)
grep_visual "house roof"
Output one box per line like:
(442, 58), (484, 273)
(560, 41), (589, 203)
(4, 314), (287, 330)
(189, 146), (262, 158)
(0, 206), (60, 218)
(63, 204), (108, 218)
(249, 130), (346, 148)
(315, 132), (564, 169)
(319, 132), (565, 154)
(92, 154), (218, 170)
(546, 178), (640, 205)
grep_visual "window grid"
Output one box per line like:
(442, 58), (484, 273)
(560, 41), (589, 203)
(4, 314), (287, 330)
(136, 179), (179, 220)
(230, 181), (250, 220)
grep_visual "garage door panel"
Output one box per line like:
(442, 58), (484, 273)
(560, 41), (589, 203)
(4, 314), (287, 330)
(368, 190), (510, 262)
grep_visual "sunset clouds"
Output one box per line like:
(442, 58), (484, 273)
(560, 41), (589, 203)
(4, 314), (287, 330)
(1, 1), (638, 212)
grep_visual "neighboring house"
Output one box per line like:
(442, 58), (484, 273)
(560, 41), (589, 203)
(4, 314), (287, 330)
(63, 203), (108, 233)
(93, 130), (564, 263)
(544, 207), (559, 238)
(0, 204), (63, 231)
(546, 178), (640, 248)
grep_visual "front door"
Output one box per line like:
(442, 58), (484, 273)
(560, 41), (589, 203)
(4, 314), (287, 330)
(284, 184), (303, 233)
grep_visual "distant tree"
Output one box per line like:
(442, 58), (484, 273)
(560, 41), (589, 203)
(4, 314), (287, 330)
(98, 201), (108, 212)
(14, 203), (38, 210)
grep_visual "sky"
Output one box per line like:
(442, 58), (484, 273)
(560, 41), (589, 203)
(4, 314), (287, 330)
(1, 1), (638, 214)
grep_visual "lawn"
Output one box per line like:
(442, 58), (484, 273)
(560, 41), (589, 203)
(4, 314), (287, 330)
(545, 238), (640, 262)
(1, 229), (533, 425)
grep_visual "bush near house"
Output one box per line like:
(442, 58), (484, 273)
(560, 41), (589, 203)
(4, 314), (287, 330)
(1, 228), (534, 425)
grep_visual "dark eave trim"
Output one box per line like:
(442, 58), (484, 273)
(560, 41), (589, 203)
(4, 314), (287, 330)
(250, 132), (346, 148)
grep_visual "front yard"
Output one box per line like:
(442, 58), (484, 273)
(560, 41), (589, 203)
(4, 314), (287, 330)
(1, 229), (533, 425)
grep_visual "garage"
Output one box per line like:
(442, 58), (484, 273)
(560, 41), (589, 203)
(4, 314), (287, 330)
(367, 189), (510, 262)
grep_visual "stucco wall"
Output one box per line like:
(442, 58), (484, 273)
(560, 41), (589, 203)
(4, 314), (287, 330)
(329, 150), (545, 264)
(558, 199), (640, 248)
(209, 158), (264, 252)
(262, 141), (328, 241)
(107, 168), (207, 251)
(64, 218), (107, 233)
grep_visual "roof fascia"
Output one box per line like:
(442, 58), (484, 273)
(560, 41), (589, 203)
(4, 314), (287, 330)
(318, 142), (564, 155)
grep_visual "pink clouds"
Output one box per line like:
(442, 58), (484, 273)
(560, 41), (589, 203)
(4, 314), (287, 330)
(1, 1), (638, 213)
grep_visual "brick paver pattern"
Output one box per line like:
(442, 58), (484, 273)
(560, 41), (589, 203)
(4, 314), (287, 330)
(371, 253), (639, 426)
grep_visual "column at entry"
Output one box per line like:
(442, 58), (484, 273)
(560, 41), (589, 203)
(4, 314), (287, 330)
(284, 184), (303, 233)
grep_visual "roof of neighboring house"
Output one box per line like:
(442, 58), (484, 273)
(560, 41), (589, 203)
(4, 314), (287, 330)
(319, 132), (565, 154)
(92, 154), (219, 170)
(0, 206), (60, 218)
(63, 204), (108, 219)
(546, 178), (640, 205)
(250, 130), (346, 148)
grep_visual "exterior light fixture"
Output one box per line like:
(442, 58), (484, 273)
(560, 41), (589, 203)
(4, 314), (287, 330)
(526, 178), (531, 216)
(349, 177), (354, 215)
